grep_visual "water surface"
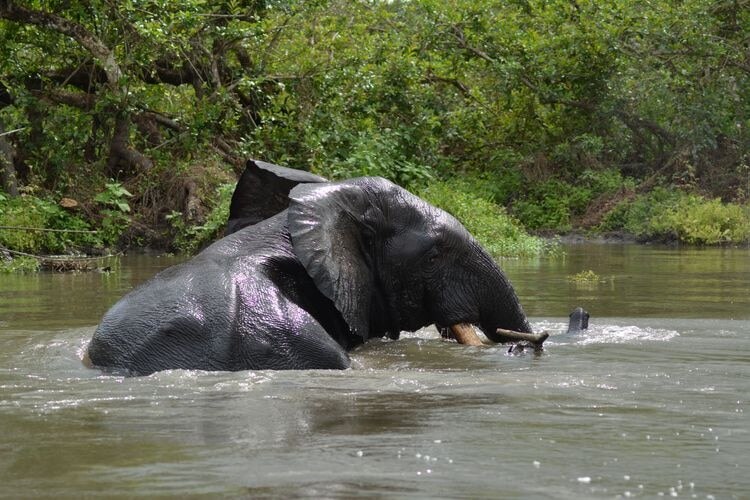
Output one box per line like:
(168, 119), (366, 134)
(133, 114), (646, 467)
(1, 244), (748, 498)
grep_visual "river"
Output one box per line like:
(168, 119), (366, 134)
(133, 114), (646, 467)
(1, 244), (748, 498)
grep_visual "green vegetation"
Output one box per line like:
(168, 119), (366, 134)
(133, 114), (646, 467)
(0, 254), (39, 273)
(418, 178), (548, 257)
(168, 183), (235, 254)
(568, 270), (604, 284)
(93, 182), (133, 247)
(602, 189), (750, 245)
(0, 195), (99, 253)
(0, 0), (748, 269)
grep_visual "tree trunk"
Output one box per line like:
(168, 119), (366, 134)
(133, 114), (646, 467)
(107, 113), (153, 176)
(0, 120), (19, 197)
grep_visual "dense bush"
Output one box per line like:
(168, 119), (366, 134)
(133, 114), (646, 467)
(168, 183), (234, 254)
(0, 195), (99, 254)
(601, 189), (750, 245)
(511, 169), (635, 232)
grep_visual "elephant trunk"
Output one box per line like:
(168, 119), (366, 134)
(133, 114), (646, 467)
(467, 244), (543, 343)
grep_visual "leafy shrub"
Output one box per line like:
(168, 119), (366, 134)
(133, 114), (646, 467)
(94, 182), (133, 247)
(601, 188), (750, 244)
(652, 196), (750, 244)
(449, 169), (525, 206)
(418, 179), (549, 257)
(512, 169), (633, 232)
(317, 130), (434, 189)
(0, 195), (99, 254)
(551, 134), (605, 171)
(0, 255), (40, 273)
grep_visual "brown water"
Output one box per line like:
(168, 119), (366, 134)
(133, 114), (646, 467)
(1, 244), (748, 498)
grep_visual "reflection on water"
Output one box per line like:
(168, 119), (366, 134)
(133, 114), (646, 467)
(1, 244), (748, 497)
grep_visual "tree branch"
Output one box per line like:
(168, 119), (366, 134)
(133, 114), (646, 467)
(0, 1), (122, 88)
(422, 70), (471, 97)
(107, 113), (153, 173)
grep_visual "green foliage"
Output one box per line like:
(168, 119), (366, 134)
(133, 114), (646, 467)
(0, 195), (99, 253)
(0, 255), (39, 274)
(512, 180), (577, 232)
(1, 0), (748, 250)
(600, 187), (677, 237)
(568, 270), (605, 283)
(651, 196), (750, 245)
(168, 183), (234, 254)
(418, 179), (548, 257)
(94, 182), (133, 213)
(512, 169), (633, 231)
(601, 188), (750, 245)
(94, 182), (133, 247)
(320, 131), (434, 189)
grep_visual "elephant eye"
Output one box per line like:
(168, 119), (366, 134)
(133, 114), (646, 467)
(426, 247), (440, 264)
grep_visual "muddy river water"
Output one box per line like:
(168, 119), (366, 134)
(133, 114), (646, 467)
(1, 243), (748, 498)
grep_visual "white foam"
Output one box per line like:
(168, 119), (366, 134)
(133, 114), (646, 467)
(532, 320), (679, 345)
(575, 324), (679, 345)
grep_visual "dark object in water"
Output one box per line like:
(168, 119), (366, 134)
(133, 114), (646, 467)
(567, 307), (590, 334)
(507, 306), (590, 354)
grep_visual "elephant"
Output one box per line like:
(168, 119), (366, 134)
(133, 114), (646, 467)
(225, 159), (326, 235)
(86, 175), (546, 375)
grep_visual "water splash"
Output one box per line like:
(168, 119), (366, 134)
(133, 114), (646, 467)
(575, 324), (679, 345)
(534, 320), (679, 346)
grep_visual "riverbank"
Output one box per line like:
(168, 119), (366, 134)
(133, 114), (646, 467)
(3, 169), (749, 275)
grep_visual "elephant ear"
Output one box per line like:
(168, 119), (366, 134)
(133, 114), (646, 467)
(226, 160), (327, 235)
(288, 179), (385, 340)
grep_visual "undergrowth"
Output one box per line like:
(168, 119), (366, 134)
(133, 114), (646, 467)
(600, 188), (750, 245)
(510, 169), (635, 232)
(418, 179), (550, 258)
(0, 195), (100, 254)
(0, 255), (40, 273)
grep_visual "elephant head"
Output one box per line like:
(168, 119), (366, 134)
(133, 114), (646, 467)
(287, 177), (533, 343)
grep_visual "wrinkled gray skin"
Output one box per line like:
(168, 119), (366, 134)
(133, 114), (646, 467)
(566, 307), (590, 334)
(87, 176), (532, 375)
(225, 159), (326, 235)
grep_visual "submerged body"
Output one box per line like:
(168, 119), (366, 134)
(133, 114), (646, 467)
(88, 214), (352, 373)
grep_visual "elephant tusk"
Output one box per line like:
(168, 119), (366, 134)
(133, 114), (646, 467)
(495, 328), (549, 347)
(449, 323), (485, 346)
(448, 324), (550, 350)
(81, 348), (94, 368)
